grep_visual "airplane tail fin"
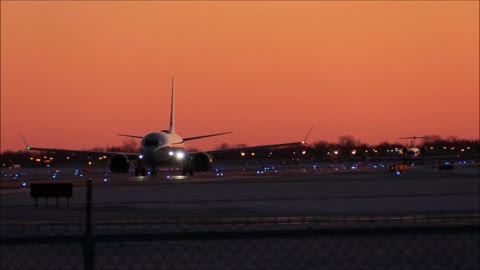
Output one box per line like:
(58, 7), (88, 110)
(169, 76), (175, 133)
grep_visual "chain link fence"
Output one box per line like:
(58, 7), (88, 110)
(1, 214), (479, 270)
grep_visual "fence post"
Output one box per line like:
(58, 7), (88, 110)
(83, 178), (95, 270)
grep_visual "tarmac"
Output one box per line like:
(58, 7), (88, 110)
(1, 163), (478, 223)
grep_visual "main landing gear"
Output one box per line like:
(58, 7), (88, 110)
(181, 160), (194, 176)
(134, 161), (158, 177)
(181, 167), (194, 176)
(134, 167), (157, 176)
(134, 167), (147, 177)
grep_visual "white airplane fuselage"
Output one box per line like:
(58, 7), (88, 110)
(399, 136), (426, 163)
(403, 147), (421, 160)
(140, 132), (186, 167)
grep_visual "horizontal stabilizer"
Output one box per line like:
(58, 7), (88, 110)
(118, 134), (143, 139)
(184, 131), (233, 142)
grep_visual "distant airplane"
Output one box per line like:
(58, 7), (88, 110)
(395, 136), (457, 164)
(398, 136), (427, 164)
(362, 135), (458, 165)
(25, 77), (303, 176)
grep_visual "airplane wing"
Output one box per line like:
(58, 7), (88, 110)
(207, 125), (313, 155)
(25, 146), (139, 160)
(207, 141), (305, 155)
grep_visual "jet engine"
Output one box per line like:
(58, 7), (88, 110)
(183, 152), (213, 175)
(109, 154), (130, 173)
(190, 152), (213, 171)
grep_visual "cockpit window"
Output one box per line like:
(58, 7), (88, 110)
(145, 140), (159, 147)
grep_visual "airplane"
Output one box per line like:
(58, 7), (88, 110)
(398, 136), (427, 164)
(25, 77), (304, 176)
(394, 136), (457, 165)
(362, 136), (459, 165)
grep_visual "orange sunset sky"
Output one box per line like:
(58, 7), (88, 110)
(1, 1), (479, 152)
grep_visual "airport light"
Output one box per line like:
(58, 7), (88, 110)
(334, 150), (338, 155)
(176, 152), (185, 159)
(302, 151), (306, 155)
(251, 152), (255, 156)
(351, 150), (357, 155)
(241, 152), (245, 157)
(169, 151), (174, 156)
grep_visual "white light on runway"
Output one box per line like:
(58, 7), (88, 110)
(169, 175), (187, 180)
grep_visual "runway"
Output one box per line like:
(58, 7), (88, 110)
(1, 164), (478, 223)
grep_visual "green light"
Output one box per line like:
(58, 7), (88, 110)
(27, 146), (31, 150)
